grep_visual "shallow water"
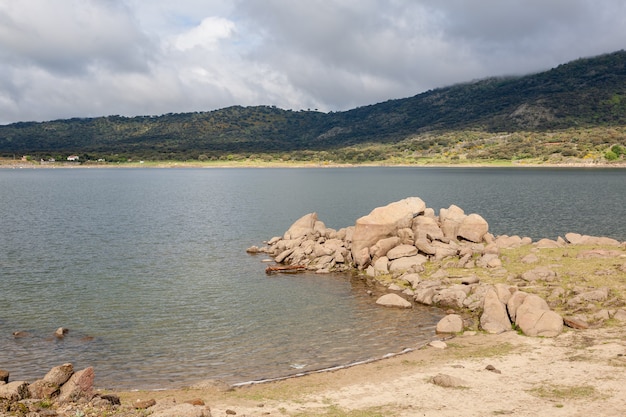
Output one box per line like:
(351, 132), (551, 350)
(0, 167), (624, 388)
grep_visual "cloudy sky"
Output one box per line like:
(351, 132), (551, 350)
(0, 0), (624, 125)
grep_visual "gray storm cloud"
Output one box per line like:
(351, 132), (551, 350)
(0, 0), (624, 124)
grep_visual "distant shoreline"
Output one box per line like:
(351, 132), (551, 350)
(1, 159), (625, 169)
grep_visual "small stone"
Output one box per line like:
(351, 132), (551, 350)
(521, 254), (539, 264)
(612, 309), (626, 322)
(0, 370), (8, 383)
(563, 316), (589, 330)
(429, 340), (447, 349)
(226, 410), (237, 415)
(98, 394), (121, 405)
(246, 246), (260, 253)
(461, 275), (479, 285)
(134, 399), (157, 409)
(431, 374), (467, 388)
(185, 398), (205, 406)
(485, 365), (501, 374)
(54, 327), (69, 338)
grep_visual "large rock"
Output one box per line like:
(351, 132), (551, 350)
(370, 236), (401, 260)
(432, 287), (468, 309)
(414, 287), (437, 305)
(521, 266), (556, 282)
(397, 227), (415, 245)
(386, 244), (418, 260)
(480, 288), (511, 334)
(284, 213), (318, 240)
(567, 287), (610, 307)
(376, 293), (412, 308)
(506, 290), (529, 322)
(414, 238), (437, 255)
(0, 381), (30, 401)
(535, 238), (562, 248)
(436, 314), (464, 333)
(352, 197), (426, 267)
(495, 235), (524, 249)
(44, 363), (74, 386)
(57, 367), (95, 404)
(412, 216), (443, 241)
(400, 273), (421, 288)
(29, 380), (60, 399)
(388, 254), (428, 274)
(565, 233), (621, 246)
(457, 213), (489, 243)
(493, 283), (515, 304)
(515, 294), (563, 337)
(372, 256), (390, 276)
(439, 205), (465, 239)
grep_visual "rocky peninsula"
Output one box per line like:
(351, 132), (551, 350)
(2, 197), (625, 416)
(248, 197), (626, 337)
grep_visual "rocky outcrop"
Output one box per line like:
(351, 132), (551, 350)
(352, 197), (426, 267)
(0, 364), (93, 404)
(249, 196), (625, 338)
(250, 197), (500, 275)
(0, 364), (212, 417)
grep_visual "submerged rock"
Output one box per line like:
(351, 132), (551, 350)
(375, 293), (412, 308)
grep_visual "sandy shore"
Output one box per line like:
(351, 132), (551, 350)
(1, 158), (625, 169)
(105, 323), (626, 417)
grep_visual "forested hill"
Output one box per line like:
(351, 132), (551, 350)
(1, 50), (626, 161)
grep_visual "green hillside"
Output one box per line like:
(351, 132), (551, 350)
(1, 50), (626, 163)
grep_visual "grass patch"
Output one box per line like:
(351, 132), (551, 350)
(444, 341), (518, 359)
(528, 383), (599, 400)
(228, 382), (322, 403)
(499, 245), (626, 304)
(291, 405), (392, 417)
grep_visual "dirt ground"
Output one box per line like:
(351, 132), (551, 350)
(108, 323), (626, 417)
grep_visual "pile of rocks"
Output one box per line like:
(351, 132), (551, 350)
(0, 364), (95, 405)
(0, 364), (213, 417)
(248, 197), (511, 274)
(249, 196), (626, 338)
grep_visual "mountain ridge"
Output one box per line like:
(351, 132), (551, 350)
(1, 50), (626, 161)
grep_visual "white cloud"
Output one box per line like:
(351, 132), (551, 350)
(171, 16), (235, 51)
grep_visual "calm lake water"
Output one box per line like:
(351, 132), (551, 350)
(0, 167), (624, 389)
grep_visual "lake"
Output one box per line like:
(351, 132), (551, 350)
(0, 166), (624, 389)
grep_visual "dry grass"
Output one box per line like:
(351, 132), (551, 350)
(528, 383), (600, 400)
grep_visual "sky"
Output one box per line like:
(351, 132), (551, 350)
(0, 0), (625, 125)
